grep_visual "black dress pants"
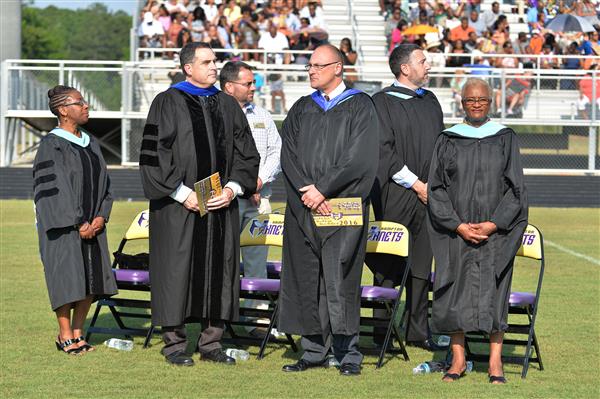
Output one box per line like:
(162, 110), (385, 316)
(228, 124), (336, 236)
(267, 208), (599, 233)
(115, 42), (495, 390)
(161, 319), (224, 356)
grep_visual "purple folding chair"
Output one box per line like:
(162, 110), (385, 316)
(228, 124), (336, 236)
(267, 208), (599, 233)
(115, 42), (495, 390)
(86, 210), (158, 348)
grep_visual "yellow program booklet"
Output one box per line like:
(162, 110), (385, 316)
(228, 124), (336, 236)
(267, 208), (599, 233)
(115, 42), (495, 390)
(312, 197), (363, 227)
(194, 172), (222, 217)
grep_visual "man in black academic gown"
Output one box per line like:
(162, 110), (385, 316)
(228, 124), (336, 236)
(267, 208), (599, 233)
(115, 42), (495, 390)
(278, 44), (379, 376)
(140, 42), (260, 366)
(367, 44), (446, 351)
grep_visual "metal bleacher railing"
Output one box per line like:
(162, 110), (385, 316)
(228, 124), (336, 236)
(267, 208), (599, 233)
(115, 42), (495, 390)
(1, 50), (599, 172)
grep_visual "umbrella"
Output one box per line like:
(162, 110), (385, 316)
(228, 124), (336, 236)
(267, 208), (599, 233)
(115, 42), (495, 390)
(403, 24), (439, 35)
(546, 13), (596, 33)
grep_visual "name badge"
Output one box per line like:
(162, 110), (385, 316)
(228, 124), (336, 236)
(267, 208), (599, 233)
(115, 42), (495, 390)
(253, 122), (266, 129)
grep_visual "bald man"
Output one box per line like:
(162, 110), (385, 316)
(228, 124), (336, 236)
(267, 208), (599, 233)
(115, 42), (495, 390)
(278, 44), (379, 376)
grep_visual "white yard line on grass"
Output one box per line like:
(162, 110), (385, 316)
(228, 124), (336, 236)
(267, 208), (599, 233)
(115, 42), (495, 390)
(545, 240), (600, 266)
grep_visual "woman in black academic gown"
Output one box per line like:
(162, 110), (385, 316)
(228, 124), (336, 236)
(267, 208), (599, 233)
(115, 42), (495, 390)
(427, 78), (528, 384)
(34, 86), (117, 355)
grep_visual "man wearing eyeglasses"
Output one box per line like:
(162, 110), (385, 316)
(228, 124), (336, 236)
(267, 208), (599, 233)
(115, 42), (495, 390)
(367, 43), (446, 353)
(278, 44), (379, 376)
(219, 61), (282, 338)
(140, 42), (260, 367)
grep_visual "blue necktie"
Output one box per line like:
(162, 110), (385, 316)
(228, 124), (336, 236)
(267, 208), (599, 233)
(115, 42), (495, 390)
(414, 88), (425, 97)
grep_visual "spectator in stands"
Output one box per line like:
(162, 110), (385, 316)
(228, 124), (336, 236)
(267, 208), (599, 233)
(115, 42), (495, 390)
(177, 28), (192, 48)
(481, 1), (501, 30)
(340, 37), (358, 84)
(139, 11), (165, 50)
(495, 72), (532, 116)
(527, 1), (549, 31)
(577, 65), (600, 119)
(157, 4), (172, 33)
(513, 31), (534, 68)
(464, 0), (483, 16)
(202, 0), (219, 23)
(563, 41), (582, 69)
(576, 0), (600, 26)
(258, 21), (291, 64)
(35, 85), (117, 356)
(447, 40), (470, 67)
(167, 12), (186, 48)
(425, 40), (446, 87)
(235, 7), (260, 61)
(217, 15), (234, 49)
(469, 10), (487, 37)
(528, 29), (544, 54)
(184, 0), (201, 14)
(224, 0), (242, 25)
(268, 73), (286, 113)
(164, 0), (189, 16)
(465, 31), (479, 52)
(279, 5), (302, 33)
(579, 31), (600, 55)
(386, 8), (403, 47)
(390, 20), (408, 53)
(203, 23), (227, 60)
(495, 41), (519, 68)
(450, 68), (467, 116)
(190, 6), (207, 42)
(450, 17), (476, 42)
(410, 0), (433, 23)
(530, 12), (547, 34)
(491, 15), (510, 49)
(540, 43), (559, 69)
(303, 2), (327, 30)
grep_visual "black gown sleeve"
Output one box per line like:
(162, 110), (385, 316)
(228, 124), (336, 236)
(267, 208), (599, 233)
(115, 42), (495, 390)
(93, 140), (113, 222)
(139, 91), (186, 200)
(314, 96), (379, 199)
(427, 134), (462, 233)
(490, 131), (528, 231)
(372, 93), (403, 189)
(280, 99), (311, 197)
(33, 138), (82, 232)
(228, 100), (260, 196)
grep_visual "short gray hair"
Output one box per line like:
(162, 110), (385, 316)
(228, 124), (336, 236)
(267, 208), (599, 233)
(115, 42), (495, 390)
(461, 78), (492, 100)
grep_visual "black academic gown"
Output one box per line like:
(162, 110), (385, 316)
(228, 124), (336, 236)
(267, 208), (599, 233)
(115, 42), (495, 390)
(34, 134), (117, 310)
(140, 88), (259, 327)
(368, 85), (444, 281)
(427, 124), (528, 334)
(278, 91), (379, 336)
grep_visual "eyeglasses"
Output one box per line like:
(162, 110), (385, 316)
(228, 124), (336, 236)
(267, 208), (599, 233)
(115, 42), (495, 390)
(63, 100), (89, 107)
(229, 80), (256, 88)
(462, 97), (491, 106)
(304, 61), (340, 71)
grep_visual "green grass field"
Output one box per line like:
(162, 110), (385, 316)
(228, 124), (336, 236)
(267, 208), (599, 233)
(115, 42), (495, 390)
(1, 200), (599, 398)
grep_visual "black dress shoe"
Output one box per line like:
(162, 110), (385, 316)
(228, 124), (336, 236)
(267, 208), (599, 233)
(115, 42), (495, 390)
(201, 349), (236, 365)
(282, 359), (324, 372)
(406, 338), (447, 352)
(339, 363), (361, 376)
(165, 350), (195, 366)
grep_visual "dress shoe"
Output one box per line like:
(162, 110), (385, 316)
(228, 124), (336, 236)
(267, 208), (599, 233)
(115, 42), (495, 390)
(406, 338), (447, 352)
(339, 363), (361, 376)
(282, 359), (324, 372)
(165, 350), (194, 366)
(201, 348), (236, 365)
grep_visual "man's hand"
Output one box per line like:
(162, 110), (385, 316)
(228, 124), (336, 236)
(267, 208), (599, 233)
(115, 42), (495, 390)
(315, 201), (332, 216)
(299, 184), (326, 211)
(250, 192), (261, 207)
(206, 187), (235, 211)
(456, 223), (488, 244)
(256, 177), (263, 192)
(468, 221), (498, 237)
(412, 180), (428, 205)
(183, 191), (200, 212)
(90, 217), (105, 234)
(79, 222), (95, 240)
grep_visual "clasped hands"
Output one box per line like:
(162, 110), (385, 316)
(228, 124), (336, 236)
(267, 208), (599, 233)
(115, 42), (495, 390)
(300, 184), (331, 215)
(79, 216), (105, 240)
(183, 187), (235, 213)
(456, 221), (497, 244)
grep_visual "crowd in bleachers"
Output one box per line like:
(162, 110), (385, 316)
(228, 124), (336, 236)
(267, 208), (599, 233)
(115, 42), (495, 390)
(383, 0), (600, 70)
(138, 0), (338, 65)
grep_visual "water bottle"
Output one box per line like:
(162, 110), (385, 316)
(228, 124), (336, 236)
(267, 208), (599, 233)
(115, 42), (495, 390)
(103, 338), (134, 351)
(437, 335), (451, 347)
(412, 361), (446, 374)
(225, 348), (250, 361)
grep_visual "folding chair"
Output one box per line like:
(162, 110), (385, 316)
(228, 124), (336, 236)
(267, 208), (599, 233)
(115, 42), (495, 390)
(224, 213), (298, 359)
(86, 210), (158, 348)
(464, 224), (546, 378)
(360, 221), (411, 368)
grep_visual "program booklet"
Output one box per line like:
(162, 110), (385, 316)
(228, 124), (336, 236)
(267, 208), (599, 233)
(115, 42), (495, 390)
(312, 197), (363, 227)
(194, 172), (222, 217)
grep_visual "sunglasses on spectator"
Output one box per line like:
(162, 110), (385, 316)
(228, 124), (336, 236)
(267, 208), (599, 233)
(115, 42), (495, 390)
(229, 80), (256, 88)
(304, 61), (341, 71)
(63, 100), (89, 107)
(462, 97), (491, 105)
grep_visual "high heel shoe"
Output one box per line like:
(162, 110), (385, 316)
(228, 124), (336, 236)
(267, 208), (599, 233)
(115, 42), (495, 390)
(73, 336), (95, 352)
(55, 336), (82, 355)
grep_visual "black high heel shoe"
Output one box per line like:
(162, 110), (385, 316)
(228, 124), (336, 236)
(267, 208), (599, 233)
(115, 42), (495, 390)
(55, 336), (82, 355)
(73, 336), (94, 352)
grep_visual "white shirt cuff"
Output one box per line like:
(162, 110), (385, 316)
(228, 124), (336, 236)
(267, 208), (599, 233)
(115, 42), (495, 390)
(170, 182), (193, 203)
(224, 181), (243, 198)
(392, 165), (418, 189)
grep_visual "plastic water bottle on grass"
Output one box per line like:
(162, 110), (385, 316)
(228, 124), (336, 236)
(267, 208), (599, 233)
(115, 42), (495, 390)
(103, 338), (134, 351)
(412, 360), (473, 374)
(225, 348), (250, 361)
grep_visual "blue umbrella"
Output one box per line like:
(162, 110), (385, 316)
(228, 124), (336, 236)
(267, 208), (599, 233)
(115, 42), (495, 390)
(546, 14), (596, 33)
